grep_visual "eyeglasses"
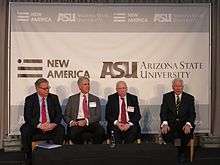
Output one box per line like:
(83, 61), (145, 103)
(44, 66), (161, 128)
(38, 86), (50, 90)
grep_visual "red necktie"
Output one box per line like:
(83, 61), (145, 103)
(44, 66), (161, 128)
(120, 97), (127, 124)
(41, 97), (47, 124)
(83, 95), (90, 118)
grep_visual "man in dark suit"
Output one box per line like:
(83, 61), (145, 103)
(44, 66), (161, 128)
(105, 81), (141, 144)
(64, 76), (105, 144)
(20, 78), (64, 162)
(160, 78), (196, 163)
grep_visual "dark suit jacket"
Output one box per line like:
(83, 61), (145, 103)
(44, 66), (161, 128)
(105, 92), (141, 130)
(160, 91), (196, 128)
(64, 93), (101, 125)
(23, 93), (62, 128)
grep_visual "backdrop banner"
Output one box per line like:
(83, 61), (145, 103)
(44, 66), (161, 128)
(9, 3), (211, 135)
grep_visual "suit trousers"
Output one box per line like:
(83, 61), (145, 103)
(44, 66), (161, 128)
(161, 122), (194, 155)
(67, 122), (105, 144)
(20, 123), (65, 154)
(111, 125), (139, 144)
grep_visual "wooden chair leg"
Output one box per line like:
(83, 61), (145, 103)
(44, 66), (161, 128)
(32, 141), (37, 151)
(190, 139), (194, 162)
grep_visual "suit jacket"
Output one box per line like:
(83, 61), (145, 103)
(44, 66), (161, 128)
(160, 91), (196, 128)
(23, 93), (62, 128)
(64, 93), (101, 125)
(105, 92), (141, 129)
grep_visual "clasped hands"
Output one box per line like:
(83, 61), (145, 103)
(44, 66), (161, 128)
(161, 124), (191, 135)
(116, 121), (130, 132)
(40, 122), (57, 132)
(70, 119), (87, 127)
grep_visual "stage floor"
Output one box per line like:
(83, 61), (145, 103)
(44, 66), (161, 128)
(1, 145), (220, 165)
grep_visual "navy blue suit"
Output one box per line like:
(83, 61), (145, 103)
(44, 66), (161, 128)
(20, 93), (64, 154)
(105, 93), (141, 143)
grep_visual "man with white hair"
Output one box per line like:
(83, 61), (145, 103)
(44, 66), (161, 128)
(105, 81), (141, 144)
(160, 78), (196, 163)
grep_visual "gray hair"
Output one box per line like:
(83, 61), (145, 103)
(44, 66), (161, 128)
(77, 76), (90, 86)
(35, 78), (49, 87)
(172, 78), (184, 86)
(116, 81), (127, 89)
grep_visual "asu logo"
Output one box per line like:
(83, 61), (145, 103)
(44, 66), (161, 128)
(57, 13), (76, 22)
(153, 14), (172, 23)
(100, 62), (138, 78)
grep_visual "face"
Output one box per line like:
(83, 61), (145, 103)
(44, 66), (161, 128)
(172, 80), (183, 95)
(79, 79), (90, 94)
(116, 82), (127, 97)
(36, 82), (50, 97)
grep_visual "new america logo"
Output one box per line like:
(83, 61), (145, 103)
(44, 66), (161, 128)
(16, 59), (89, 78)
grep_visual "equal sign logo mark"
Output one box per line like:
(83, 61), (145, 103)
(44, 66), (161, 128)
(17, 59), (43, 78)
(16, 11), (30, 22)
(113, 13), (126, 22)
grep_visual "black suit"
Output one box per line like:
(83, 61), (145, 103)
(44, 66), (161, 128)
(160, 91), (196, 148)
(105, 93), (141, 143)
(20, 93), (64, 154)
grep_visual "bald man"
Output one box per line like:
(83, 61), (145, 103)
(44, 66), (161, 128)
(105, 81), (141, 144)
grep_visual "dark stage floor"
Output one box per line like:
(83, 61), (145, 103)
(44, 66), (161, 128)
(0, 146), (220, 165)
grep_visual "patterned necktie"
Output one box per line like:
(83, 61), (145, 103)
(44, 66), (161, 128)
(120, 97), (127, 124)
(176, 95), (181, 115)
(83, 95), (90, 118)
(41, 97), (47, 124)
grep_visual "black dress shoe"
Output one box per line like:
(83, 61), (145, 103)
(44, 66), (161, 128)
(178, 153), (186, 164)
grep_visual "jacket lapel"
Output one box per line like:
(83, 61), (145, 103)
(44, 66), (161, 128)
(34, 93), (40, 112)
(47, 94), (52, 119)
(75, 93), (80, 117)
(171, 92), (177, 114)
(115, 93), (120, 117)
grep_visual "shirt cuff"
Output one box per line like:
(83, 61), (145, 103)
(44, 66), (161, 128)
(128, 122), (133, 126)
(85, 118), (89, 126)
(186, 122), (193, 128)
(37, 123), (41, 128)
(69, 120), (74, 126)
(161, 121), (168, 128)
(114, 120), (118, 125)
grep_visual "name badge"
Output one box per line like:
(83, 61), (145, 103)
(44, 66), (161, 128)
(127, 106), (134, 112)
(89, 102), (96, 108)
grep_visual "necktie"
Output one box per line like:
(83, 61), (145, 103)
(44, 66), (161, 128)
(176, 95), (181, 115)
(83, 95), (90, 118)
(41, 97), (47, 124)
(120, 97), (127, 124)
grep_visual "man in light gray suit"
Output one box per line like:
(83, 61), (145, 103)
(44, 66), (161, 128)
(64, 76), (105, 144)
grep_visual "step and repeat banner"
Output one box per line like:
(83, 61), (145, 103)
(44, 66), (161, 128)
(8, 3), (211, 135)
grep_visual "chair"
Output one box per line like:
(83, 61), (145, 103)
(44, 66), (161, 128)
(174, 136), (194, 162)
(188, 138), (194, 162)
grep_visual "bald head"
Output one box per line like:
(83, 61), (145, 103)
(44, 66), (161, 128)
(116, 81), (127, 97)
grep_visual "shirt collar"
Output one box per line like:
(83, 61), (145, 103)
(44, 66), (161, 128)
(80, 92), (88, 97)
(38, 94), (47, 101)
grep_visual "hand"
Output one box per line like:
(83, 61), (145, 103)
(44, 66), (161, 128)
(117, 122), (125, 131)
(77, 119), (87, 127)
(70, 121), (78, 127)
(40, 122), (50, 132)
(123, 124), (130, 131)
(47, 123), (57, 131)
(182, 124), (191, 134)
(161, 125), (170, 134)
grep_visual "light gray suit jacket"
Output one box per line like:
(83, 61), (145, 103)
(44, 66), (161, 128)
(64, 93), (101, 125)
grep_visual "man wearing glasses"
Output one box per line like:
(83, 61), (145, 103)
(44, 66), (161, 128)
(20, 78), (64, 163)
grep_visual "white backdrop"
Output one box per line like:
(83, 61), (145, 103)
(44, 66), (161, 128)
(9, 3), (211, 135)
